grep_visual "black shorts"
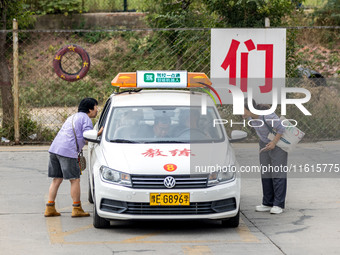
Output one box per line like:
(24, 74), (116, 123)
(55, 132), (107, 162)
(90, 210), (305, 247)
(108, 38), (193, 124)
(48, 153), (80, 180)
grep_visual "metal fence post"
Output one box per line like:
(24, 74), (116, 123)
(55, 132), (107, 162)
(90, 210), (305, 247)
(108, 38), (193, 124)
(13, 19), (19, 144)
(124, 0), (128, 11)
(265, 17), (270, 28)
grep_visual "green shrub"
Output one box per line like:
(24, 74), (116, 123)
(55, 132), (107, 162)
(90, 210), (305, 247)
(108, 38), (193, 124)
(313, 0), (340, 26)
(0, 109), (56, 143)
(29, 0), (82, 15)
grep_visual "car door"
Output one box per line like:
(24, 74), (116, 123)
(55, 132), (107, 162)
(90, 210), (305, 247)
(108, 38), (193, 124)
(88, 98), (112, 192)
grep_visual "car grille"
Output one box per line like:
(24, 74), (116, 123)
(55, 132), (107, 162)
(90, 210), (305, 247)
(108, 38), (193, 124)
(100, 198), (236, 215)
(131, 174), (208, 189)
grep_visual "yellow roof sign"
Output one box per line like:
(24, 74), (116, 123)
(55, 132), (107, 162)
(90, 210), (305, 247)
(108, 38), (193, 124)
(111, 71), (212, 88)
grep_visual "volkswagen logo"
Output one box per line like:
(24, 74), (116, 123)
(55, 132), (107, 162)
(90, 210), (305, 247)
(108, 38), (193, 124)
(163, 176), (176, 189)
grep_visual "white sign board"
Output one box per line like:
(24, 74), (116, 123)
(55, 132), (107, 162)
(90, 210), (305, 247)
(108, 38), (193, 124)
(137, 70), (187, 88)
(211, 29), (286, 79)
(210, 28), (286, 103)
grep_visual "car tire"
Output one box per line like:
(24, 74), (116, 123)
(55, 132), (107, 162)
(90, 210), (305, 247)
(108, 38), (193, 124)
(88, 179), (94, 204)
(221, 210), (240, 228)
(93, 203), (110, 229)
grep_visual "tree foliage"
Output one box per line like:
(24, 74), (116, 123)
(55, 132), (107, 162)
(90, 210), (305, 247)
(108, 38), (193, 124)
(143, 0), (298, 75)
(202, 0), (295, 27)
(143, 0), (219, 28)
(142, 0), (218, 69)
(24, 0), (83, 15)
(313, 0), (340, 26)
(0, 0), (34, 140)
(1, 0), (35, 29)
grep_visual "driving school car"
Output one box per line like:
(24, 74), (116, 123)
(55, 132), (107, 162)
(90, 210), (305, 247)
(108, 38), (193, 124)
(84, 71), (247, 228)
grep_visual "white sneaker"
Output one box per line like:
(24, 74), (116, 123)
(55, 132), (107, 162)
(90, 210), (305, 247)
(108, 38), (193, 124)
(255, 204), (272, 212)
(270, 206), (283, 214)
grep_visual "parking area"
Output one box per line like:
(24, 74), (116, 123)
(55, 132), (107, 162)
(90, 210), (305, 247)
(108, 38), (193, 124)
(0, 141), (339, 255)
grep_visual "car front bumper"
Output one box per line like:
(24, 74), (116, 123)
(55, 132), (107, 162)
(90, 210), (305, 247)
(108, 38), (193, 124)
(94, 177), (240, 220)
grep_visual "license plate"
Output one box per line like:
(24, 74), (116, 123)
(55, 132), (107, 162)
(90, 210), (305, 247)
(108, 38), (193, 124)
(150, 193), (190, 206)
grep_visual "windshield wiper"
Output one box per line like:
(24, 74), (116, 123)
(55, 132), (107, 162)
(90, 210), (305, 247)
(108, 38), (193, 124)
(109, 139), (137, 143)
(144, 140), (188, 143)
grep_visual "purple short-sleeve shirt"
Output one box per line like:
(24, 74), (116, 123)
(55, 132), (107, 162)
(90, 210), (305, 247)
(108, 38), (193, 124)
(49, 112), (93, 158)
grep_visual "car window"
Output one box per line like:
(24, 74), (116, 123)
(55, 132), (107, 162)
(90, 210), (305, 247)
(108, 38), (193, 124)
(98, 98), (111, 129)
(105, 106), (225, 143)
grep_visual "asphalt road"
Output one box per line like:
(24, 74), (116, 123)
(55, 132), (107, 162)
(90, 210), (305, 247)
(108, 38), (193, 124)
(0, 141), (339, 255)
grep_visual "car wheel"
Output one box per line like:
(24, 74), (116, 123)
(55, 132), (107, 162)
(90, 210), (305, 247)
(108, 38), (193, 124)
(88, 179), (94, 204)
(93, 203), (110, 229)
(221, 210), (240, 228)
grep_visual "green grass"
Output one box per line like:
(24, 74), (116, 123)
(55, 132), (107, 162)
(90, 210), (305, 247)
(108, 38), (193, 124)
(303, 0), (328, 8)
(20, 79), (114, 108)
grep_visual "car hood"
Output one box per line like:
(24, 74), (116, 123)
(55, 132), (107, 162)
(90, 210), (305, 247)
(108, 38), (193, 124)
(100, 141), (236, 175)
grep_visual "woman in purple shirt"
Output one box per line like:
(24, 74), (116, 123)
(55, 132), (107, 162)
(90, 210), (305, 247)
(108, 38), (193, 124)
(243, 99), (287, 214)
(44, 98), (103, 217)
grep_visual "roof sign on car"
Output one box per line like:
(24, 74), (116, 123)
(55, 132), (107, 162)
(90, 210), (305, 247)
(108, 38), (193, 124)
(137, 70), (187, 88)
(111, 71), (212, 88)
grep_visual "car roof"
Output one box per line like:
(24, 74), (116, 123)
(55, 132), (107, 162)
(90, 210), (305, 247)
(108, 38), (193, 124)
(110, 90), (215, 107)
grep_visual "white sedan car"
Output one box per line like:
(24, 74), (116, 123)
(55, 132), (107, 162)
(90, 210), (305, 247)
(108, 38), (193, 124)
(84, 72), (246, 228)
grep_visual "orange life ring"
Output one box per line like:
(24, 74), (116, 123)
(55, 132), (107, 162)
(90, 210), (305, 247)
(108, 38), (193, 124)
(53, 45), (90, 82)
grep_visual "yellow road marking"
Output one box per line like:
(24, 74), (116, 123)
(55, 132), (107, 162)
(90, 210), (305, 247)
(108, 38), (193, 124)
(45, 200), (93, 244)
(63, 224), (93, 237)
(45, 217), (64, 244)
(182, 246), (213, 255)
(46, 217), (93, 244)
(121, 232), (163, 243)
(237, 219), (260, 243)
(46, 221), (259, 245)
(46, 202), (259, 245)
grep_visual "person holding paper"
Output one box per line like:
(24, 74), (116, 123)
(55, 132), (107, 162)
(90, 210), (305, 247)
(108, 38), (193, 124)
(243, 98), (287, 214)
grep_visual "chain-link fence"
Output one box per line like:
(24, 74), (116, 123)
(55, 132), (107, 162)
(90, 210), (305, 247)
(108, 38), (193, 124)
(0, 27), (339, 144)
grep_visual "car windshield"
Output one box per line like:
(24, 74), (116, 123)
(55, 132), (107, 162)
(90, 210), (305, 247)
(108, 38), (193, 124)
(106, 106), (225, 143)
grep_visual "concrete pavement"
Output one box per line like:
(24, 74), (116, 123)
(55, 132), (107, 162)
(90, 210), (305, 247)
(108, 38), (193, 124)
(0, 141), (339, 254)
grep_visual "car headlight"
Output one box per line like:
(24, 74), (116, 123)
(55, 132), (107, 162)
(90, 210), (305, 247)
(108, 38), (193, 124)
(100, 166), (132, 187)
(207, 165), (235, 186)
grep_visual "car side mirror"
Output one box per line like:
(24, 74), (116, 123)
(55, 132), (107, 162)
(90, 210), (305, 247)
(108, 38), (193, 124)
(229, 130), (247, 143)
(84, 130), (100, 144)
